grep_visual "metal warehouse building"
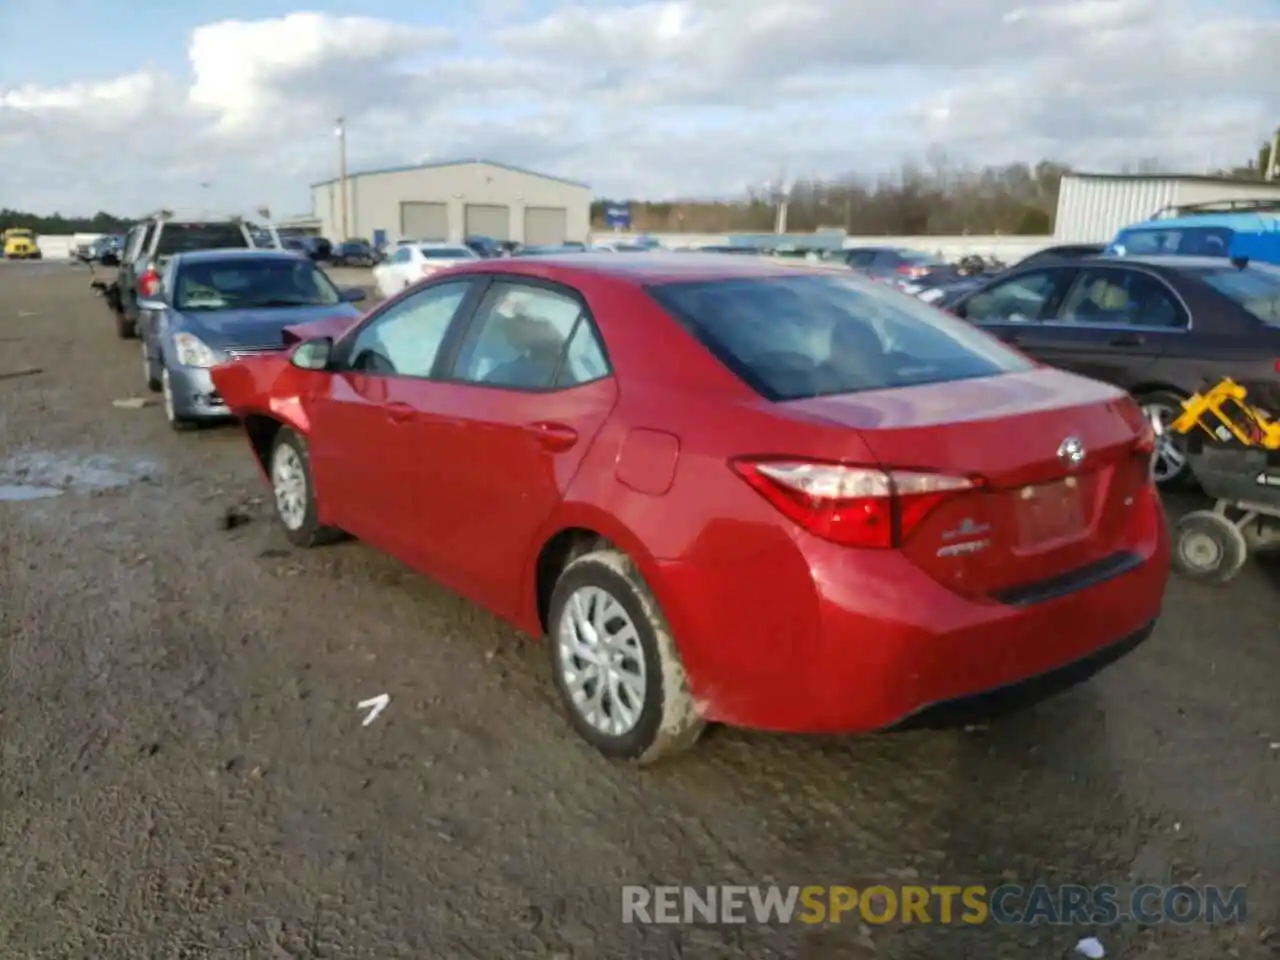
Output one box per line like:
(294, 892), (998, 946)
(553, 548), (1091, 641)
(310, 159), (591, 247)
(1054, 173), (1280, 242)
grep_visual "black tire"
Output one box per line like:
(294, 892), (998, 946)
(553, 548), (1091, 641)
(115, 311), (137, 339)
(547, 549), (705, 764)
(141, 339), (161, 393)
(267, 429), (344, 547)
(1172, 510), (1248, 584)
(1136, 389), (1192, 489)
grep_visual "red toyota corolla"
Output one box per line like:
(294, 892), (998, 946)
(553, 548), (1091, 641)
(210, 253), (1169, 763)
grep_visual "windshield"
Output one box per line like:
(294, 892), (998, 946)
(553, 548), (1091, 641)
(1197, 266), (1280, 325)
(174, 257), (342, 310)
(420, 247), (476, 259)
(647, 274), (1033, 402)
(1111, 226), (1234, 257)
(900, 250), (945, 266)
(156, 222), (250, 255)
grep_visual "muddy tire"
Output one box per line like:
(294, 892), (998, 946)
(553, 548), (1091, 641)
(268, 428), (344, 548)
(547, 549), (705, 764)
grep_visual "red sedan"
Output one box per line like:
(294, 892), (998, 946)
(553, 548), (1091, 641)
(210, 254), (1169, 763)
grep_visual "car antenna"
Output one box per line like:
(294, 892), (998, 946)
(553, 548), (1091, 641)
(1230, 255), (1249, 270)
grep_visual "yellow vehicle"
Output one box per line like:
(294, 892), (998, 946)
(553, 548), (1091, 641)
(3, 228), (42, 259)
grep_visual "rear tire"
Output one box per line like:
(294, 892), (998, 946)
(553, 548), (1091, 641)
(547, 549), (705, 764)
(115, 311), (137, 339)
(1172, 510), (1248, 584)
(268, 429), (344, 548)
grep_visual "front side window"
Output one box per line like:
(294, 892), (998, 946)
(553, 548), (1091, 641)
(451, 283), (605, 389)
(1111, 226), (1234, 257)
(962, 269), (1074, 323)
(647, 274), (1033, 402)
(344, 281), (471, 376)
(174, 258), (342, 310)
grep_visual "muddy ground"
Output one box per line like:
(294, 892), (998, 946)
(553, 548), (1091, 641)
(0, 260), (1276, 959)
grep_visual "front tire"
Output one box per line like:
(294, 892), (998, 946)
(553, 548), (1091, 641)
(268, 429), (343, 547)
(161, 368), (197, 432)
(547, 549), (705, 764)
(1138, 390), (1191, 488)
(1172, 510), (1248, 584)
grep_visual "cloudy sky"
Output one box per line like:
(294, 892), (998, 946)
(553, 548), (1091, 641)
(1, 0), (1278, 217)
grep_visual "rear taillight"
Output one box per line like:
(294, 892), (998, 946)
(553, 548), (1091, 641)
(138, 265), (160, 297)
(898, 265), (928, 279)
(730, 458), (979, 548)
(420, 264), (437, 277)
(1273, 359), (1280, 373)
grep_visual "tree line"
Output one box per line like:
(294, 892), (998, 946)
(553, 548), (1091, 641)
(5, 129), (1276, 237)
(591, 129), (1280, 235)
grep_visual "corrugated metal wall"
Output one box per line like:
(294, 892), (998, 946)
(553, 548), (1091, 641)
(1053, 177), (1179, 242)
(1054, 176), (1280, 243)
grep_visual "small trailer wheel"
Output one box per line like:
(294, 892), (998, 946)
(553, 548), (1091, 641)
(1172, 510), (1248, 584)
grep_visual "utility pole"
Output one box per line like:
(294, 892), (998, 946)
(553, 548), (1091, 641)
(774, 160), (790, 235)
(336, 117), (349, 239)
(1268, 129), (1280, 181)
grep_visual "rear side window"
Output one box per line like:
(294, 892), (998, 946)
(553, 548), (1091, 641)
(155, 222), (249, 255)
(647, 274), (1033, 402)
(1199, 266), (1280, 325)
(420, 247), (475, 259)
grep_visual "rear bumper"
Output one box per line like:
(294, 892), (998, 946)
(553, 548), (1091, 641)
(653, 484), (1169, 734)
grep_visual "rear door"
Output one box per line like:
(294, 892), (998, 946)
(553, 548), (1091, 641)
(1015, 265), (1189, 389)
(406, 278), (618, 616)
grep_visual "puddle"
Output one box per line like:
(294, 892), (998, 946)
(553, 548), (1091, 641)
(0, 449), (160, 498)
(0, 484), (62, 501)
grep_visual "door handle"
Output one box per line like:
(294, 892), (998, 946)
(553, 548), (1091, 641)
(1002, 331), (1023, 344)
(1110, 333), (1143, 347)
(386, 401), (415, 423)
(525, 421), (579, 452)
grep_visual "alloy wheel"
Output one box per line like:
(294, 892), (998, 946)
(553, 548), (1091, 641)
(270, 444), (308, 532)
(1140, 401), (1188, 485)
(555, 585), (648, 738)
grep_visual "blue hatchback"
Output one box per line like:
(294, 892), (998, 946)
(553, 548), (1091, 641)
(1108, 209), (1280, 264)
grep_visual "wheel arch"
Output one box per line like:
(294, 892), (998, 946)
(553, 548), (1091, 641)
(527, 506), (667, 638)
(1131, 382), (1189, 401)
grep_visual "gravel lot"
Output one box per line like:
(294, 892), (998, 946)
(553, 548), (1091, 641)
(0, 261), (1277, 959)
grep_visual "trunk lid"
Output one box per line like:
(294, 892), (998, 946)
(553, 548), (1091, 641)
(784, 368), (1151, 600)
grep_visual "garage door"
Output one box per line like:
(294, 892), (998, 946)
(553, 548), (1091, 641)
(523, 206), (568, 246)
(464, 204), (510, 241)
(399, 202), (449, 240)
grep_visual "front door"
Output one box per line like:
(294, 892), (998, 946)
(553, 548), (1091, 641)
(405, 279), (618, 616)
(307, 279), (477, 556)
(957, 267), (1080, 359)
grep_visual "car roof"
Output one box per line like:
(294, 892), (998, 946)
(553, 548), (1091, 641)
(446, 251), (852, 284)
(171, 248), (304, 265)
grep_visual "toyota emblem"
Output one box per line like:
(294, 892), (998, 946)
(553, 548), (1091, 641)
(1057, 436), (1086, 469)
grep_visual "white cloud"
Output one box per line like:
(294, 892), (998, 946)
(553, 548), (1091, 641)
(1, 0), (1277, 217)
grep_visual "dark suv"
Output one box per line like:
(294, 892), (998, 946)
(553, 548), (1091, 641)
(104, 215), (280, 339)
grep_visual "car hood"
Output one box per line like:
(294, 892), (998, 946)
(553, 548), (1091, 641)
(184, 303), (362, 348)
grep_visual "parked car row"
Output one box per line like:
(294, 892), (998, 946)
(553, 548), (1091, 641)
(90, 242), (1171, 764)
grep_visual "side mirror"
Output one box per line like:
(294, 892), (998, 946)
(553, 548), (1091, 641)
(137, 298), (167, 312)
(339, 286), (367, 303)
(291, 337), (333, 370)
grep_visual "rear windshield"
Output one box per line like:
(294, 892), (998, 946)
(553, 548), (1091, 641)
(420, 247), (475, 259)
(1111, 226), (1234, 257)
(647, 274), (1034, 401)
(156, 222), (250, 255)
(1198, 266), (1280, 325)
(899, 250), (944, 265)
(174, 257), (341, 311)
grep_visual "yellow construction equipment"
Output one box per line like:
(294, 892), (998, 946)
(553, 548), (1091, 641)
(1169, 378), (1280, 450)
